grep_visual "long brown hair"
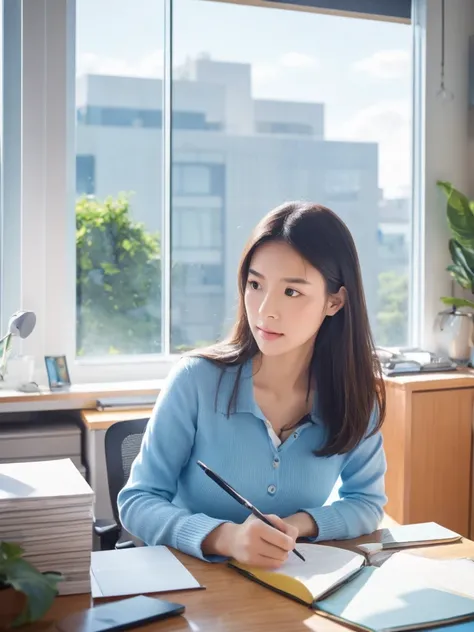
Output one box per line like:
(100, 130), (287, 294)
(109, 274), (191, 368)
(191, 201), (386, 457)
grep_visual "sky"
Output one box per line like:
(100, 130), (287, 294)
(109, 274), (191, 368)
(76, 0), (413, 199)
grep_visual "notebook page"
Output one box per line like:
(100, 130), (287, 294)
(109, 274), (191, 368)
(317, 552), (474, 631)
(269, 543), (365, 600)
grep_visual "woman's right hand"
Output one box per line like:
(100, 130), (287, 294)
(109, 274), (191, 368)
(203, 514), (298, 569)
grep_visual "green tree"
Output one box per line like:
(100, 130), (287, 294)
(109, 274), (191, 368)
(376, 271), (408, 346)
(76, 194), (161, 355)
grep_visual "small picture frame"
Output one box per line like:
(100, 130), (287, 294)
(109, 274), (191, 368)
(44, 355), (71, 390)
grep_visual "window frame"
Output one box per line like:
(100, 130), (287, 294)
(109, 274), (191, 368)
(1, 0), (422, 385)
(1, 0), (21, 337)
(265, 0), (411, 21)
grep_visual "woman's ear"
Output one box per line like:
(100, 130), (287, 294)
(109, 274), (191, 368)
(326, 286), (346, 317)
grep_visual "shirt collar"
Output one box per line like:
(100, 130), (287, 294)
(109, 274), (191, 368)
(216, 358), (319, 424)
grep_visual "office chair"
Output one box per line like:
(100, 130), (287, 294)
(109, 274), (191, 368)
(94, 417), (149, 550)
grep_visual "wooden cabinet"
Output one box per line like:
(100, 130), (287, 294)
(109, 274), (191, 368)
(383, 372), (474, 538)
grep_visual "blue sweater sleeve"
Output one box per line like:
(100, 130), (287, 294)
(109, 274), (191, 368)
(117, 358), (230, 561)
(300, 410), (387, 542)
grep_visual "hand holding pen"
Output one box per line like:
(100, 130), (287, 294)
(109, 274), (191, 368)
(197, 461), (305, 566)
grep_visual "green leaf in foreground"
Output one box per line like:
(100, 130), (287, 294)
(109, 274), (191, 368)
(0, 541), (63, 628)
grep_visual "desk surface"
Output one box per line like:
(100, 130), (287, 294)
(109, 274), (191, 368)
(31, 536), (474, 632)
(0, 380), (162, 414)
(383, 368), (474, 392)
(2, 369), (474, 414)
(80, 408), (154, 430)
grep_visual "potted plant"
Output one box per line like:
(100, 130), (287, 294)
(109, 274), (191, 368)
(0, 541), (62, 628)
(436, 181), (474, 362)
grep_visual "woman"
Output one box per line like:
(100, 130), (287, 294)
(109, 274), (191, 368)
(118, 201), (387, 570)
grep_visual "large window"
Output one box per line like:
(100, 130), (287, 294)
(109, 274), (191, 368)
(75, 0), (412, 361)
(75, 0), (164, 356)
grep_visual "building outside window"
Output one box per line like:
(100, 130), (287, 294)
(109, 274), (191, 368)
(324, 169), (361, 202)
(76, 155), (95, 195)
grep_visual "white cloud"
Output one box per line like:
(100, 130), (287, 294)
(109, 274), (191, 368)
(344, 101), (409, 137)
(77, 50), (318, 91)
(280, 52), (319, 69)
(77, 50), (164, 79)
(253, 52), (319, 90)
(252, 62), (279, 84)
(353, 50), (410, 79)
(336, 100), (411, 196)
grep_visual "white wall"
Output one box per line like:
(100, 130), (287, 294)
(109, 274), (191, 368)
(421, 0), (474, 348)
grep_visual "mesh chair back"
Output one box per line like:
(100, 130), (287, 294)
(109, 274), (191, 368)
(104, 418), (149, 526)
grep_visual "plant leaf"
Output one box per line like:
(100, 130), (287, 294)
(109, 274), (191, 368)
(3, 557), (62, 626)
(449, 239), (474, 275)
(0, 542), (23, 562)
(446, 264), (471, 289)
(449, 240), (474, 292)
(441, 296), (474, 310)
(438, 180), (474, 246)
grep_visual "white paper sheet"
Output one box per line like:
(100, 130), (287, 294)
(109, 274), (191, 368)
(91, 545), (202, 598)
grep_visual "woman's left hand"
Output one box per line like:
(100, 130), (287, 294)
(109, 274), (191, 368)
(283, 512), (319, 539)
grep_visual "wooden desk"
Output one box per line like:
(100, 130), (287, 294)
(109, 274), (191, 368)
(383, 371), (474, 537)
(30, 536), (474, 632)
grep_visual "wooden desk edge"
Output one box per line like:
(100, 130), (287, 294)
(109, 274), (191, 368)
(2, 370), (474, 408)
(384, 371), (474, 392)
(0, 380), (163, 405)
(80, 408), (154, 430)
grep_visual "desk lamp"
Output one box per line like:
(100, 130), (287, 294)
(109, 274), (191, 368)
(0, 310), (36, 382)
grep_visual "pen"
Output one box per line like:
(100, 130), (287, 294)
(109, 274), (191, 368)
(197, 460), (305, 562)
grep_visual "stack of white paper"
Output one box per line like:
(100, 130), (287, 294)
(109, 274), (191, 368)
(0, 458), (94, 595)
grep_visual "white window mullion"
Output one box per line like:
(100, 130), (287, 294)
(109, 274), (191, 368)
(161, 0), (173, 356)
(21, 0), (48, 371)
(409, 0), (426, 348)
(1, 0), (22, 335)
(20, 0), (74, 384)
(43, 0), (76, 365)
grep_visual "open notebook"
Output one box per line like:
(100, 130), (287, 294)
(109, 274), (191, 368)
(229, 543), (365, 605)
(229, 546), (474, 631)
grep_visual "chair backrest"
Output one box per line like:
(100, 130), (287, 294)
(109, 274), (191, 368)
(104, 418), (149, 526)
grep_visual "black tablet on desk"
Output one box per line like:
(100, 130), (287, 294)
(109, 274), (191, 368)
(57, 595), (185, 632)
